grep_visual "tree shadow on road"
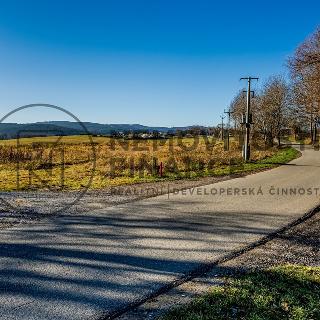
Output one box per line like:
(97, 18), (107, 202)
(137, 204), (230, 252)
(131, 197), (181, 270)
(0, 201), (314, 319)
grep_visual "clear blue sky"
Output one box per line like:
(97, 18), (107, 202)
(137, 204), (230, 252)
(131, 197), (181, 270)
(0, 0), (319, 126)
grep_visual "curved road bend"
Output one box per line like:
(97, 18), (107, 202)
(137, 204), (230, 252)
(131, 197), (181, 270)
(0, 145), (319, 320)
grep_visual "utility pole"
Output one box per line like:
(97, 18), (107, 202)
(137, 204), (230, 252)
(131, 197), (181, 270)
(224, 108), (234, 150)
(240, 77), (258, 161)
(220, 115), (225, 141)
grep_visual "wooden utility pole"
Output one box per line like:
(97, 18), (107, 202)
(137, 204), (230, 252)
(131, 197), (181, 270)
(224, 108), (234, 150)
(240, 77), (258, 161)
(220, 115), (225, 141)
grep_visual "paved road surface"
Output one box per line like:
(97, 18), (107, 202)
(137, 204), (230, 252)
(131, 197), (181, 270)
(1, 146), (319, 320)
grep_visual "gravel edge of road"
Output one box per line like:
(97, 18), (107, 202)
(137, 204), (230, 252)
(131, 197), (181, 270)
(111, 204), (319, 320)
(0, 148), (302, 230)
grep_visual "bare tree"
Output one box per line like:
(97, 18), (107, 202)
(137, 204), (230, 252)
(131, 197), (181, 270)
(230, 90), (247, 129)
(257, 76), (289, 146)
(288, 27), (320, 143)
(230, 90), (259, 138)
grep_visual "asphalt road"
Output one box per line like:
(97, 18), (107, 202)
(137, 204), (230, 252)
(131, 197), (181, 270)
(1, 145), (320, 320)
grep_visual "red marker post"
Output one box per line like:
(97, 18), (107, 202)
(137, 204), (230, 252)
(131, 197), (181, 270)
(159, 162), (163, 177)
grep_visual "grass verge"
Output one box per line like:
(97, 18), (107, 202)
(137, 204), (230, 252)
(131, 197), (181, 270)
(163, 265), (320, 320)
(203, 146), (300, 177)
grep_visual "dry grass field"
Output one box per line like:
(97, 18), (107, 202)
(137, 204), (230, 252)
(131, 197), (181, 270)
(0, 135), (297, 191)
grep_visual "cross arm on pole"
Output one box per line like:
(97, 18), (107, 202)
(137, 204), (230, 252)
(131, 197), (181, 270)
(240, 77), (259, 81)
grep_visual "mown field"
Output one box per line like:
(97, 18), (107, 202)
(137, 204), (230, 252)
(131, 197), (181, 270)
(0, 135), (299, 191)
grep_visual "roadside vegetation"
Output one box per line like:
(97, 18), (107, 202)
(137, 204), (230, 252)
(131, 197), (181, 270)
(163, 265), (320, 320)
(0, 135), (299, 191)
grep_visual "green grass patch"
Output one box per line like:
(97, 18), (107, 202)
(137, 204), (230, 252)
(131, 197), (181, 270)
(163, 265), (320, 320)
(258, 146), (300, 164)
(204, 147), (300, 177)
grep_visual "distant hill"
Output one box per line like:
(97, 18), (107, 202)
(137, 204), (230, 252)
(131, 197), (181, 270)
(0, 123), (83, 139)
(0, 121), (207, 139)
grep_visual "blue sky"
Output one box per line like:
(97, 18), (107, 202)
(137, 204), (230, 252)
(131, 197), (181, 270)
(0, 0), (319, 126)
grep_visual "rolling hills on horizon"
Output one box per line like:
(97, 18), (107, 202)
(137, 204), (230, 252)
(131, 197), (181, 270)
(0, 121), (208, 139)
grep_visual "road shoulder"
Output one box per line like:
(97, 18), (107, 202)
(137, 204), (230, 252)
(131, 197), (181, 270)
(116, 208), (320, 320)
